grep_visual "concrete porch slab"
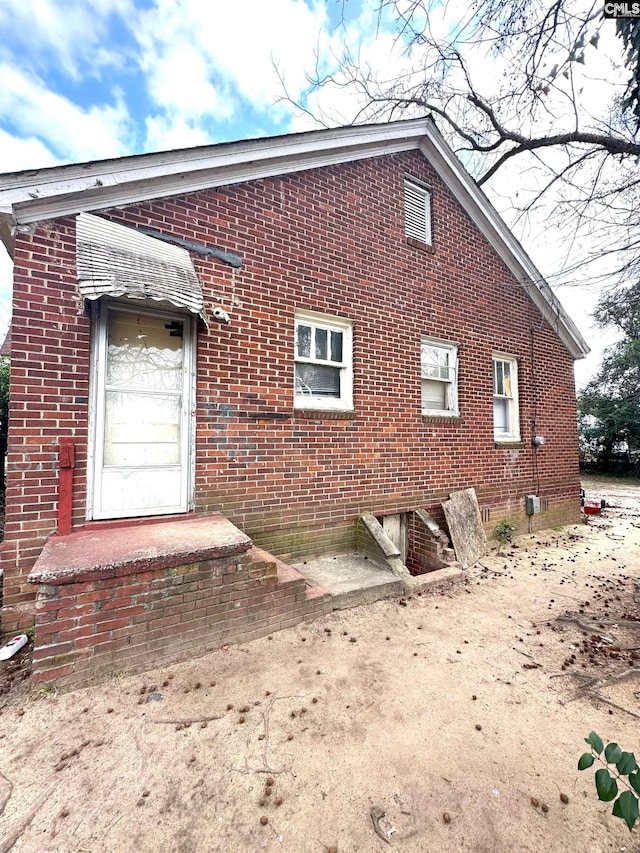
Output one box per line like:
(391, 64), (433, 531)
(292, 552), (403, 611)
(29, 514), (252, 585)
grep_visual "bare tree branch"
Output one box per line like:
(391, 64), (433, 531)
(279, 0), (640, 292)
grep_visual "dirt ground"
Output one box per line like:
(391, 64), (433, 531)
(0, 475), (639, 853)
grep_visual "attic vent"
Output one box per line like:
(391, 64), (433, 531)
(404, 178), (432, 245)
(76, 213), (209, 326)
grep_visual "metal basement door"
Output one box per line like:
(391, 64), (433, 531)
(91, 304), (193, 519)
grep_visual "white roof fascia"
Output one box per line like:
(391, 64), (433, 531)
(419, 124), (589, 360)
(10, 138), (421, 224)
(2, 119), (432, 222)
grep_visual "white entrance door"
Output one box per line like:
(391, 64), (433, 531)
(91, 304), (193, 519)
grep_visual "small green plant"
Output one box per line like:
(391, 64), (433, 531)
(495, 520), (515, 549)
(579, 731), (640, 830)
(28, 683), (58, 703)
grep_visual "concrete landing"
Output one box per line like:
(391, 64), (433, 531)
(292, 552), (403, 611)
(29, 514), (252, 585)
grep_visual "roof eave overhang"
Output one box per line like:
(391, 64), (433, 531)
(0, 214), (14, 259)
(7, 119), (432, 226)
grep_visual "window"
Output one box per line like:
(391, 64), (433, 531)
(404, 178), (432, 245)
(421, 337), (458, 416)
(493, 354), (520, 441)
(295, 310), (353, 410)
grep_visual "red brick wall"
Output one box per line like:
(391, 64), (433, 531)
(1, 150), (582, 628)
(30, 546), (329, 690)
(407, 512), (454, 575)
(2, 219), (91, 628)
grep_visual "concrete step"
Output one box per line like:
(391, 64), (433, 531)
(413, 565), (464, 590)
(292, 552), (403, 611)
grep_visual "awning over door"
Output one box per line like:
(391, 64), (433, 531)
(76, 213), (208, 325)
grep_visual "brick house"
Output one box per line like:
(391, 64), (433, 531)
(0, 118), (588, 686)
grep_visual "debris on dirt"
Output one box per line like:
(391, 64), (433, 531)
(0, 787), (54, 852)
(0, 634), (28, 661)
(370, 805), (396, 843)
(145, 692), (163, 703)
(0, 641), (32, 697)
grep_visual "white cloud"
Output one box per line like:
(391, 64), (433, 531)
(0, 128), (59, 173)
(0, 0), (134, 79)
(0, 64), (134, 162)
(289, 9), (428, 130)
(139, 40), (234, 122)
(205, 0), (329, 106)
(555, 283), (619, 389)
(133, 0), (331, 143)
(144, 114), (214, 153)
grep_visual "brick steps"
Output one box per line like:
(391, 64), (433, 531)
(28, 519), (331, 690)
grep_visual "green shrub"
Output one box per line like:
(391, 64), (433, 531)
(495, 520), (515, 547)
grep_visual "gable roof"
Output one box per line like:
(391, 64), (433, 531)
(0, 117), (589, 359)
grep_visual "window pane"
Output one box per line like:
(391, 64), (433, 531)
(104, 391), (181, 465)
(296, 363), (340, 397)
(315, 327), (328, 360)
(330, 330), (343, 363)
(422, 344), (452, 380)
(423, 346), (446, 367)
(422, 379), (447, 411)
(503, 362), (512, 397)
(297, 324), (311, 358)
(107, 311), (183, 391)
(494, 398), (509, 433)
(494, 360), (504, 396)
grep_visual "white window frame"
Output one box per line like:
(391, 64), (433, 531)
(421, 336), (459, 417)
(493, 352), (520, 442)
(404, 177), (432, 245)
(294, 309), (353, 411)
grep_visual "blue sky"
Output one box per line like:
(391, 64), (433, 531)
(0, 0), (621, 383)
(0, 0), (353, 166)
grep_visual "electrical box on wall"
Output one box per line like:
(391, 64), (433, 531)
(526, 495), (541, 515)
